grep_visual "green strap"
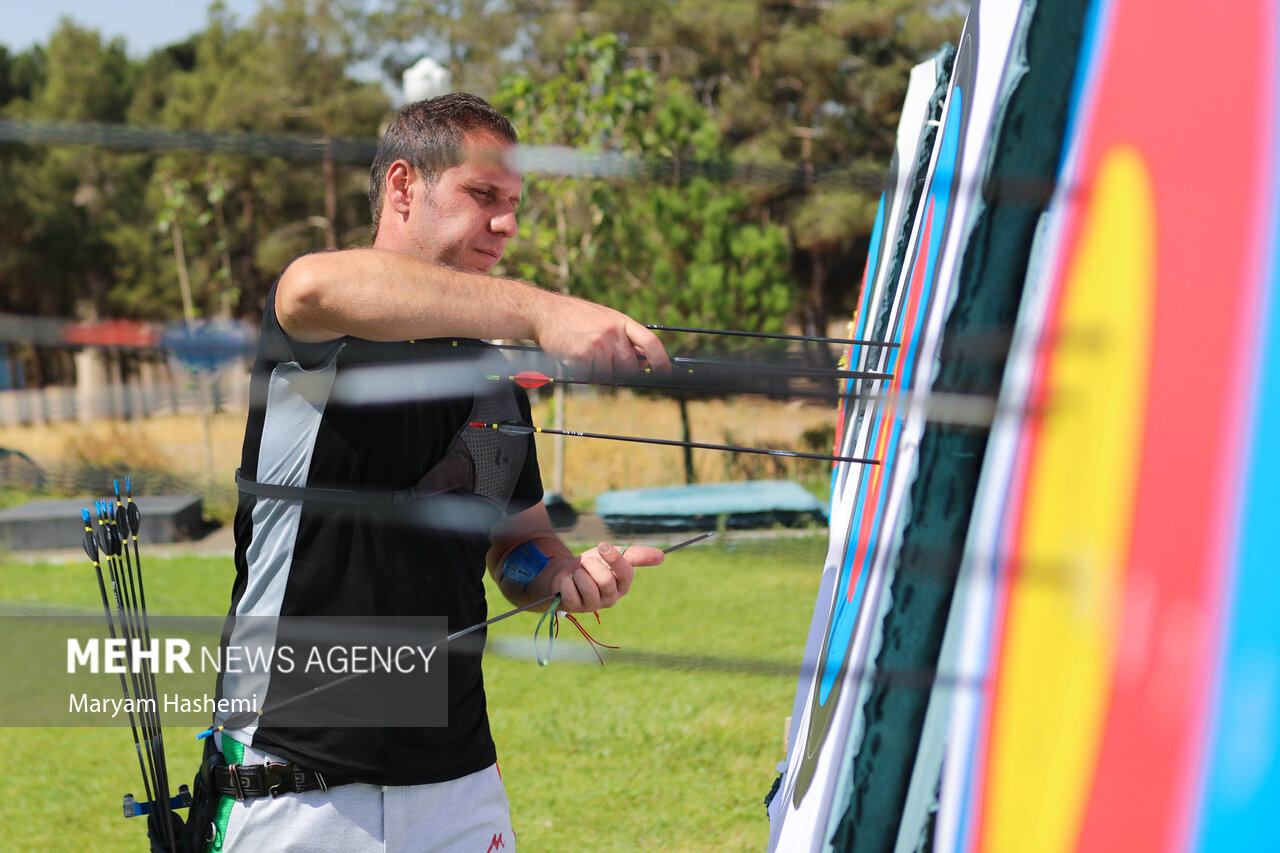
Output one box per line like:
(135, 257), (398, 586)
(534, 594), (563, 666)
(207, 737), (245, 853)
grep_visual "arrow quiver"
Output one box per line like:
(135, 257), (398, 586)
(80, 478), (215, 853)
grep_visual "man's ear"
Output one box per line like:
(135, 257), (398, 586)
(385, 160), (417, 220)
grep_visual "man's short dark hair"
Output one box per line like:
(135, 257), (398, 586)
(369, 93), (518, 238)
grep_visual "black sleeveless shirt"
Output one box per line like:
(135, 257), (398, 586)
(215, 277), (542, 785)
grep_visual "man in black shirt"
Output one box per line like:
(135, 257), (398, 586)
(211, 93), (668, 852)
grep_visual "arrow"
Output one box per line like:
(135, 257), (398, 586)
(484, 370), (1013, 428)
(484, 369), (858, 403)
(458, 341), (894, 384)
(468, 419), (879, 465)
(197, 532), (715, 739)
(659, 354), (891, 382)
(645, 324), (901, 348)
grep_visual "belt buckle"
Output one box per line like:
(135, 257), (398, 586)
(263, 762), (290, 798)
(227, 763), (247, 801)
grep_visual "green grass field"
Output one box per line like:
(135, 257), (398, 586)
(0, 533), (825, 852)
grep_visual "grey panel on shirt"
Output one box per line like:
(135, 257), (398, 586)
(217, 346), (344, 738)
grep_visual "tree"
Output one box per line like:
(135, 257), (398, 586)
(368, 0), (521, 97)
(0, 23), (147, 392)
(0, 3), (392, 330)
(0, 21), (141, 320)
(137, 0), (390, 318)
(509, 0), (963, 341)
(494, 32), (795, 483)
(495, 32), (793, 321)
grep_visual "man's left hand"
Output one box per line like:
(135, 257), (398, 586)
(548, 542), (664, 612)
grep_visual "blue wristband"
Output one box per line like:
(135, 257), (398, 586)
(502, 541), (551, 587)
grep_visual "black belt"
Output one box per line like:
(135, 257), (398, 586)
(214, 761), (345, 800)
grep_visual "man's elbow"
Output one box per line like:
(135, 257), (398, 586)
(277, 255), (333, 341)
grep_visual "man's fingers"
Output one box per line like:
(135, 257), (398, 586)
(598, 347), (620, 382)
(590, 328), (643, 382)
(627, 323), (671, 374)
(563, 560), (611, 612)
(618, 544), (665, 567)
(561, 339), (617, 382)
(554, 541), (652, 612)
(534, 295), (665, 381)
(580, 543), (623, 606)
(556, 570), (585, 612)
(550, 541), (673, 614)
(593, 542), (635, 597)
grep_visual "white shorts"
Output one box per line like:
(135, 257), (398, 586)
(213, 739), (515, 853)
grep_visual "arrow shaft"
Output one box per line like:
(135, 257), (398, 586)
(481, 421), (878, 465)
(494, 371), (862, 402)
(470, 341), (892, 383)
(646, 324), (900, 348)
(668, 355), (890, 381)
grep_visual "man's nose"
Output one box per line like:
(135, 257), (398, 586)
(491, 207), (517, 238)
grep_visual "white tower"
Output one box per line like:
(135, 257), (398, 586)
(403, 57), (452, 103)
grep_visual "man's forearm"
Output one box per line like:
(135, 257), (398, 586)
(490, 532), (571, 609)
(277, 248), (549, 344)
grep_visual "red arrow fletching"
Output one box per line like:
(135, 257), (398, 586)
(512, 370), (552, 389)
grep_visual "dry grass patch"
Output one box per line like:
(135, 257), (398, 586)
(0, 389), (840, 509)
(528, 389), (838, 502)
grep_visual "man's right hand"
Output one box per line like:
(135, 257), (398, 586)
(532, 293), (671, 381)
